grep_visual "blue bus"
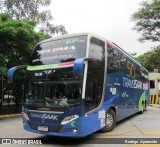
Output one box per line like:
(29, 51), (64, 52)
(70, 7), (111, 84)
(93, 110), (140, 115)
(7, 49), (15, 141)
(8, 33), (149, 137)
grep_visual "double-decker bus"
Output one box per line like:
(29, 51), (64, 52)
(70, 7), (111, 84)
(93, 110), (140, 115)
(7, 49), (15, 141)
(8, 33), (149, 137)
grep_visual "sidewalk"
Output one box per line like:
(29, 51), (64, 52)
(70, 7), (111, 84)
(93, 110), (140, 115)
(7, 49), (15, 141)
(0, 113), (21, 119)
(149, 104), (160, 108)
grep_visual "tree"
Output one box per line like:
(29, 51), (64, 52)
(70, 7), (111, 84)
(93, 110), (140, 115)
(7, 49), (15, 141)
(0, 0), (67, 36)
(0, 13), (46, 74)
(131, 0), (160, 42)
(136, 46), (160, 72)
(0, 13), (46, 112)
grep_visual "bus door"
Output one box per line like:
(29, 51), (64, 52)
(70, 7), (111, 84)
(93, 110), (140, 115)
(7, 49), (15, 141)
(84, 37), (105, 134)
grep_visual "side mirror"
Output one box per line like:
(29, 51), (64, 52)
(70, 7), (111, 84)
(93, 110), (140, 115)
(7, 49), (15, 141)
(73, 58), (84, 78)
(7, 65), (28, 82)
(73, 57), (94, 78)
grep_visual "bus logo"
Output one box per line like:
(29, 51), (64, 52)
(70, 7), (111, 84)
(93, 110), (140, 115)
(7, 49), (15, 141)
(30, 113), (58, 120)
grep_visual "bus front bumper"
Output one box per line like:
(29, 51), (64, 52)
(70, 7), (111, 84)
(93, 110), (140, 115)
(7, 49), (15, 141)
(22, 116), (86, 138)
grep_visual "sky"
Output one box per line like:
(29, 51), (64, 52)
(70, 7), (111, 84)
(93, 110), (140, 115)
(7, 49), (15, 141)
(50, 0), (158, 56)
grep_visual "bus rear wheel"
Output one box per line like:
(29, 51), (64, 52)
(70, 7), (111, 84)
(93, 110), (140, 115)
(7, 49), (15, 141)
(101, 109), (116, 132)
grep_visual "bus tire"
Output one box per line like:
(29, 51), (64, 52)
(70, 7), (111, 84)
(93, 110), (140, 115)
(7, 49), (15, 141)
(139, 102), (145, 114)
(100, 109), (116, 132)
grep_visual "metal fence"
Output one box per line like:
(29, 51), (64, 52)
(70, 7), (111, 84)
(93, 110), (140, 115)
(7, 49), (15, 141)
(0, 73), (22, 115)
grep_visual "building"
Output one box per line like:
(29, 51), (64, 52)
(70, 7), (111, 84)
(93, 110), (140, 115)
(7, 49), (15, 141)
(148, 69), (160, 104)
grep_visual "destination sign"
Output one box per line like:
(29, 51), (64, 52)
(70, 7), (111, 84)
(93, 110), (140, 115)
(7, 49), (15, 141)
(29, 36), (87, 65)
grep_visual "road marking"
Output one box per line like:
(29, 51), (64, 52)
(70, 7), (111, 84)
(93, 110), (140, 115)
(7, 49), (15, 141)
(142, 131), (160, 136)
(92, 130), (142, 138)
(91, 127), (160, 138)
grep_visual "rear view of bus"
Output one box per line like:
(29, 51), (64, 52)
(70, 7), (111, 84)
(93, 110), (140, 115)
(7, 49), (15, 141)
(22, 33), (106, 137)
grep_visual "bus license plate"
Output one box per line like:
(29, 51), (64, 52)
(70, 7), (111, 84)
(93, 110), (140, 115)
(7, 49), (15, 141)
(38, 126), (48, 132)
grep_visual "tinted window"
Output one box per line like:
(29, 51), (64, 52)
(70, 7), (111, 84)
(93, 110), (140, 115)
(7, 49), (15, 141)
(119, 54), (127, 73)
(30, 36), (87, 65)
(24, 67), (82, 110)
(107, 44), (148, 80)
(135, 65), (141, 78)
(89, 37), (105, 60)
(107, 45), (119, 73)
(85, 38), (105, 112)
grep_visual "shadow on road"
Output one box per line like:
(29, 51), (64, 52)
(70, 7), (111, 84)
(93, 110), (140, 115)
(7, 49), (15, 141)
(35, 134), (97, 145)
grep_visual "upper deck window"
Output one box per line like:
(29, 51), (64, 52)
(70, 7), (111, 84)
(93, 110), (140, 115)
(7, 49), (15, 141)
(30, 35), (87, 65)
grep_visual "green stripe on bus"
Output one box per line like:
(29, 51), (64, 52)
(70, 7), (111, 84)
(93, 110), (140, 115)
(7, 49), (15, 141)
(27, 64), (59, 70)
(138, 91), (146, 111)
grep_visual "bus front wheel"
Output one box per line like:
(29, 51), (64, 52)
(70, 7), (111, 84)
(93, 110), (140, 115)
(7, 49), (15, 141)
(101, 109), (116, 132)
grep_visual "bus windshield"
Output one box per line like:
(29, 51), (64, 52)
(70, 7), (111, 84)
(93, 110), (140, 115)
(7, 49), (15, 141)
(29, 35), (87, 65)
(24, 67), (82, 110)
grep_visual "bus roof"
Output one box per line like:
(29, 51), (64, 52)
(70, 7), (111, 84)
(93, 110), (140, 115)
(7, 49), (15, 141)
(40, 33), (108, 43)
(40, 33), (89, 44)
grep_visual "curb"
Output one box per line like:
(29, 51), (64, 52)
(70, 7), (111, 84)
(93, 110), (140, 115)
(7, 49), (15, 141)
(149, 104), (160, 108)
(0, 113), (22, 119)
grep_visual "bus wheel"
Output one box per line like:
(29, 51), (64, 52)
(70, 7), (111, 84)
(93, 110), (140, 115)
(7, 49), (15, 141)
(100, 109), (116, 132)
(139, 102), (145, 114)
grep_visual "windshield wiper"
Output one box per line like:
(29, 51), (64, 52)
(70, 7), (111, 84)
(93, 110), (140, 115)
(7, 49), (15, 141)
(59, 101), (71, 110)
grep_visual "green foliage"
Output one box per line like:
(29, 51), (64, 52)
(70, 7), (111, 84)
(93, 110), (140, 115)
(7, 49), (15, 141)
(0, 0), (67, 36)
(0, 13), (46, 75)
(0, 13), (46, 108)
(4, 0), (52, 21)
(136, 46), (160, 71)
(131, 0), (160, 42)
(132, 0), (160, 72)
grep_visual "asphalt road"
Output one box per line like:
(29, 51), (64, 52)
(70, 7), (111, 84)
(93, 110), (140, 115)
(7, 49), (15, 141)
(0, 106), (160, 147)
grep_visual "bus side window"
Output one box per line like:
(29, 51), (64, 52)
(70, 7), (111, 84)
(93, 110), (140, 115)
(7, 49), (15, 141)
(107, 45), (119, 73)
(135, 66), (141, 78)
(119, 54), (127, 73)
(126, 60), (136, 78)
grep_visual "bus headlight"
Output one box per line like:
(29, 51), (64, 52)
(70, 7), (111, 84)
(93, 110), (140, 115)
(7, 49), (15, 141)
(61, 115), (79, 125)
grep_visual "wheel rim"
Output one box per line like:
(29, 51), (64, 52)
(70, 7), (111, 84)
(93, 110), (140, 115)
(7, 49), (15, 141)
(142, 103), (145, 112)
(142, 104), (144, 112)
(106, 113), (113, 128)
